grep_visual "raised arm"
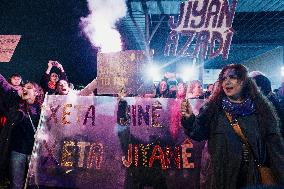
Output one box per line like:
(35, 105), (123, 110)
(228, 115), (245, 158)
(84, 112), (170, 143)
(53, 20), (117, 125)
(40, 61), (53, 89)
(56, 62), (67, 80)
(0, 74), (20, 106)
(78, 78), (97, 96)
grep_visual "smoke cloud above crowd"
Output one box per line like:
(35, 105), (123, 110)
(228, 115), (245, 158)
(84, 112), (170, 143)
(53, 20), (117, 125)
(80, 0), (127, 53)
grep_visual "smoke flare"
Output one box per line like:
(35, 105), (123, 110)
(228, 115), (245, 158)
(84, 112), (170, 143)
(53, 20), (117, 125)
(81, 0), (127, 53)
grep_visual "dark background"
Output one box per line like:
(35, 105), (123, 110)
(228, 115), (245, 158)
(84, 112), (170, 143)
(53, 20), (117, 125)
(0, 0), (284, 87)
(0, 0), (96, 86)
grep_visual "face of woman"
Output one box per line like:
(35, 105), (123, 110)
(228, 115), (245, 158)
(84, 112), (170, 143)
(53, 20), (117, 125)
(11, 76), (22, 86)
(57, 80), (70, 95)
(159, 81), (167, 92)
(21, 83), (38, 104)
(192, 83), (203, 97)
(221, 68), (244, 101)
(50, 73), (59, 82)
(177, 83), (185, 95)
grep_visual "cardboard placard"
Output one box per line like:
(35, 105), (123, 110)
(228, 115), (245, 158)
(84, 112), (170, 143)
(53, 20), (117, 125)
(0, 35), (21, 62)
(97, 50), (150, 95)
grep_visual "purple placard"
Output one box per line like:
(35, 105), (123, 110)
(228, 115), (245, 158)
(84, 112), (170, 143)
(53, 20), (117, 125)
(27, 96), (205, 189)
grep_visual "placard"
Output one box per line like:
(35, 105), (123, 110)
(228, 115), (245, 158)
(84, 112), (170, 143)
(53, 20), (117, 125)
(0, 35), (21, 62)
(97, 50), (149, 95)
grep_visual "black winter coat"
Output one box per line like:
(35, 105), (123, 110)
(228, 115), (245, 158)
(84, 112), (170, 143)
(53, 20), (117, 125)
(182, 104), (284, 189)
(0, 75), (41, 180)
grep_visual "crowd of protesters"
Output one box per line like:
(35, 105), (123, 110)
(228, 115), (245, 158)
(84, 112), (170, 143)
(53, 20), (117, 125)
(0, 60), (97, 189)
(0, 61), (284, 188)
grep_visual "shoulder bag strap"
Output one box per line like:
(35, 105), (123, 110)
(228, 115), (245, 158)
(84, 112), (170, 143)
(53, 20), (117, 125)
(27, 111), (36, 133)
(224, 112), (259, 164)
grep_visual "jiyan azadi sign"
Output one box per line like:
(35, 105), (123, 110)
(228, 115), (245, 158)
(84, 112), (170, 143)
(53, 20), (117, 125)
(164, 0), (238, 60)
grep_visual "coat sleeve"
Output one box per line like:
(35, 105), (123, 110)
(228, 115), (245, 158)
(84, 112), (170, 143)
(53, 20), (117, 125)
(0, 74), (20, 107)
(264, 117), (284, 184)
(181, 105), (211, 141)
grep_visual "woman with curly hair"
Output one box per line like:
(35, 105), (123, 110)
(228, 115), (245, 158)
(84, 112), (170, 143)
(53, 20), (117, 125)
(181, 64), (284, 188)
(0, 74), (44, 189)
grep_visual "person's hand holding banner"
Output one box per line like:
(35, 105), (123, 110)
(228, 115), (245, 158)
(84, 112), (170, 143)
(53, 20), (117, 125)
(181, 99), (193, 118)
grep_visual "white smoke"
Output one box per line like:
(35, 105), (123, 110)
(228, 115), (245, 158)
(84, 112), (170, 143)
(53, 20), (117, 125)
(80, 0), (127, 53)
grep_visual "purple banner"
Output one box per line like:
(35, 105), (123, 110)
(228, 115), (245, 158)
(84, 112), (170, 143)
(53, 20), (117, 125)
(27, 96), (205, 189)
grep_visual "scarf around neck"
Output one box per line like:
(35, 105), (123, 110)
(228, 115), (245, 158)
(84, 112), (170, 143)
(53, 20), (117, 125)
(222, 97), (255, 120)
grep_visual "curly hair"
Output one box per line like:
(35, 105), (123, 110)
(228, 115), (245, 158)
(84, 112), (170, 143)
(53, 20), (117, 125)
(206, 64), (279, 129)
(25, 81), (45, 106)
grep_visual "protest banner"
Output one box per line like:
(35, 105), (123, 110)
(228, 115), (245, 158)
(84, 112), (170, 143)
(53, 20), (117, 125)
(27, 96), (205, 189)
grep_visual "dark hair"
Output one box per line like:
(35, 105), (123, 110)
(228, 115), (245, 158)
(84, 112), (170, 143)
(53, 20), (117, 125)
(10, 73), (22, 79)
(50, 67), (61, 77)
(55, 79), (70, 94)
(8, 73), (23, 85)
(206, 64), (278, 130)
(253, 74), (271, 96)
(167, 79), (178, 88)
(56, 79), (69, 87)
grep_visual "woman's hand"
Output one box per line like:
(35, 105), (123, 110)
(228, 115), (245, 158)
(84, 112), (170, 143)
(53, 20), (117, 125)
(46, 61), (54, 74)
(181, 99), (193, 118)
(47, 61), (53, 69)
(56, 62), (64, 72)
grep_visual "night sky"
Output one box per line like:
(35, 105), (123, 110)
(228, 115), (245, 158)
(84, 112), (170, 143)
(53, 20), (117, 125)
(0, 0), (98, 87)
(1, 0), (284, 87)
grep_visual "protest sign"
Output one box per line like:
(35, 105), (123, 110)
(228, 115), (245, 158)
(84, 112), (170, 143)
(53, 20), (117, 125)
(27, 96), (205, 189)
(0, 35), (21, 62)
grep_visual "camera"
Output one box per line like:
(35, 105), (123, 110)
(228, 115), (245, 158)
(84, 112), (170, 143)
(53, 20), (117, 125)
(51, 61), (57, 66)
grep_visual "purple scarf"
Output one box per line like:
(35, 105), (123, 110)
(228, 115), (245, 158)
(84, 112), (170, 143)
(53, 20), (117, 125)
(222, 97), (255, 120)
